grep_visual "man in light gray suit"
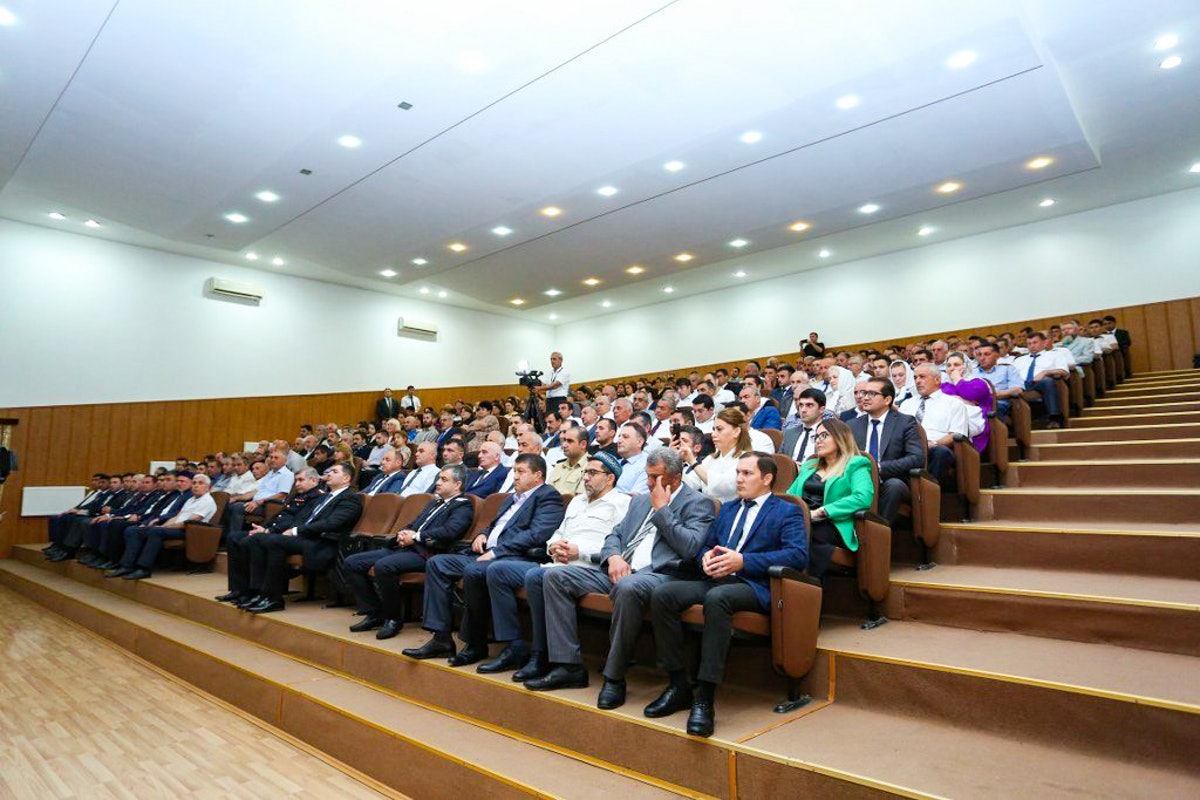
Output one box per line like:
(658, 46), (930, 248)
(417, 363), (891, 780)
(523, 448), (715, 711)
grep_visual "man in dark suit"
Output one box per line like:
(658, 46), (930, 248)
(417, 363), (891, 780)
(88, 473), (183, 570)
(848, 379), (925, 523)
(403, 454), (565, 667)
(376, 388), (399, 422)
(465, 441), (510, 497)
(781, 388), (827, 465)
(360, 447), (407, 495)
(739, 385), (781, 430)
(79, 473), (160, 567)
(46, 474), (128, 561)
(587, 418), (618, 457)
(1102, 315), (1133, 376)
(345, 465), (475, 639)
(647, 453), (807, 737)
(527, 448), (714, 709)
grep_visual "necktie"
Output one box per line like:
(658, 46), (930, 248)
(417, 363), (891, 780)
(622, 508), (657, 562)
(366, 473), (387, 495)
(415, 498), (446, 533)
(916, 398), (927, 424)
(868, 419), (881, 461)
(793, 428), (811, 462)
(726, 499), (757, 550)
(400, 470), (421, 491)
(1025, 354), (1039, 383)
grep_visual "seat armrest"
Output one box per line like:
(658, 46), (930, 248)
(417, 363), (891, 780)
(768, 564), (820, 587)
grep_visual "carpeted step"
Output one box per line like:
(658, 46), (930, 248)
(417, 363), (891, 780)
(1106, 381), (1200, 397)
(1070, 410), (1200, 428)
(1094, 391), (1198, 407)
(1028, 438), (1200, 460)
(1008, 459), (1200, 489)
(1033, 423), (1200, 444)
(1080, 400), (1200, 417)
(976, 488), (1200, 526)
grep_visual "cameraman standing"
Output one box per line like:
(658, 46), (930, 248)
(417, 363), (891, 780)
(536, 352), (570, 404)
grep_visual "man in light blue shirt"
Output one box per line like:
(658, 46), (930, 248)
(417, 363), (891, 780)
(975, 342), (1024, 420)
(614, 424), (649, 495)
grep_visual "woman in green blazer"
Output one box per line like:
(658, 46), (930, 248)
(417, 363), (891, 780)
(785, 418), (876, 578)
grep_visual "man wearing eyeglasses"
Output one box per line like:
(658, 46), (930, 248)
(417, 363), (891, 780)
(849, 379), (925, 523)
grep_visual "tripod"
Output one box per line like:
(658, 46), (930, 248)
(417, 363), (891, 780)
(522, 387), (546, 434)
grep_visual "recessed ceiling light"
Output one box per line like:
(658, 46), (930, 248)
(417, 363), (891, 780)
(224, 212), (248, 223)
(544, 288), (562, 297)
(663, 286), (675, 294)
(337, 135), (362, 148)
(1189, 162), (1200, 174)
(510, 298), (525, 306)
(583, 277), (601, 286)
(663, 160), (685, 172)
(437, 291), (447, 298)
(625, 265), (645, 275)
(674, 253), (694, 262)
(601, 300), (612, 308)
(1160, 54), (1183, 69)
(245, 252), (259, 261)
(419, 287), (430, 295)
(271, 257), (285, 266)
(84, 219), (102, 228)
(548, 313), (559, 321)
(1025, 156), (1055, 170)
(858, 203), (880, 214)
(728, 238), (749, 248)
(835, 94), (860, 110)
(1039, 198), (1056, 207)
(540, 206), (563, 217)
(918, 226), (937, 237)
(255, 190), (280, 203)
(448, 242), (467, 252)
(733, 270), (747, 278)
(491, 225), (513, 236)
(1154, 34), (1179, 51)
(411, 257), (428, 266)
(788, 221), (811, 233)
(397, 101), (414, 110)
(379, 269), (397, 278)
(818, 249), (832, 258)
(935, 181), (962, 194)
(48, 211), (66, 221)
(739, 131), (763, 144)
(946, 50), (977, 69)
(0, 7), (15, 25)
(596, 186), (619, 197)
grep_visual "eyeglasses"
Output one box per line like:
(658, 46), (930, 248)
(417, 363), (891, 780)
(583, 469), (609, 477)
(813, 432), (831, 441)
(854, 390), (881, 398)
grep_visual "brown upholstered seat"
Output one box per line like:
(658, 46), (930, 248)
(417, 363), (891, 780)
(172, 491), (230, 568)
(762, 428), (783, 452)
(772, 453), (798, 492)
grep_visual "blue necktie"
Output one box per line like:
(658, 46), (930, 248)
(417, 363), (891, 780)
(1025, 354), (1039, 383)
(309, 493), (334, 519)
(366, 473), (387, 494)
(725, 499), (756, 550)
(868, 419), (881, 461)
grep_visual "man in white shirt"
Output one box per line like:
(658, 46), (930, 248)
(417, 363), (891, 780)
(223, 454), (258, 497)
(646, 398), (675, 442)
(399, 385), (422, 412)
(711, 370), (736, 406)
(108, 473), (218, 579)
(692, 394), (716, 435)
(595, 395), (614, 421)
(537, 351), (571, 402)
(1012, 330), (1072, 428)
(397, 441), (441, 496)
(899, 364), (971, 480)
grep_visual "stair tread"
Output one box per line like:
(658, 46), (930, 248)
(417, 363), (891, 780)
(1032, 437), (1200, 447)
(942, 520), (1200, 535)
(0, 561), (684, 799)
(742, 705), (1200, 800)
(1014, 458), (1200, 466)
(981, 487), (1200, 495)
(816, 618), (1200, 711)
(891, 565), (1200, 609)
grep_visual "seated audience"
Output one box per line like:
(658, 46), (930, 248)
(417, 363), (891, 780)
(588, 418), (619, 456)
(974, 342), (1023, 420)
(398, 441), (441, 496)
(691, 393), (717, 434)
(848, 379), (925, 523)
(361, 447), (407, 495)
(680, 408), (753, 503)
(106, 473), (218, 580)
(738, 384), (781, 431)
(614, 423), (649, 494)
(1012, 330), (1072, 428)
(899, 364), (971, 480)
(547, 426), (589, 496)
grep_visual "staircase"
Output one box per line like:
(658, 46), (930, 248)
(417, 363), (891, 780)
(2, 369), (1197, 799)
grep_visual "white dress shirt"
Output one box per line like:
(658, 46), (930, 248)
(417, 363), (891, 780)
(543, 491), (632, 568)
(899, 390), (971, 445)
(683, 450), (743, 504)
(748, 427), (775, 454)
(1012, 349), (1073, 382)
(224, 470), (258, 496)
(726, 490), (773, 553)
(168, 493), (218, 526)
(399, 464), (440, 496)
(629, 486), (683, 571)
(694, 416), (714, 435)
(487, 489), (532, 548)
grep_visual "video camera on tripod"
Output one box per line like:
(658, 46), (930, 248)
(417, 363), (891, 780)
(515, 360), (547, 432)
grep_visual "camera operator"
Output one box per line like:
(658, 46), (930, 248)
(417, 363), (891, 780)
(534, 352), (570, 402)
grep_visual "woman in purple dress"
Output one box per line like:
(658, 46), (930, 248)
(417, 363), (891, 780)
(941, 352), (992, 453)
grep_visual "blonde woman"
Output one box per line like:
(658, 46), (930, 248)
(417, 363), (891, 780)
(786, 418), (875, 579)
(680, 408), (753, 503)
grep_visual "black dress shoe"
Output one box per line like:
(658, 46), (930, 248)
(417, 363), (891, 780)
(644, 684), (694, 718)
(476, 644), (529, 674)
(214, 591), (243, 603)
(375, 620), (403, 640)
(43, 545), (63, 558)
(512, 653), (549, 682)
(686, 700), (715, 737)
(402, 637), (456, 660)
(104, 568), (131, 579)
(96, 561), (119, 571)
(247, 598), (285, 614)
(47, 551), (74, 563)
(447, 646), (489, 668)
(597, 678), (627, 710)
(236, 595), (264, 610)
(349, 616), (384, 633)
(122, 569), (151, 580)
(524, 664), (589, 692)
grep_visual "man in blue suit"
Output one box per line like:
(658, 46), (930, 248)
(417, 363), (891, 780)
(647, 453), (807, 737)
(465, 441), (510, 497)
(360, 448), (407, 495)
(739, 385), (781, 430)
(403, 453), (564, 667)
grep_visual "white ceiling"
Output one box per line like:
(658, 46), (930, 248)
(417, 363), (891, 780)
(2, 0), (1198, 323)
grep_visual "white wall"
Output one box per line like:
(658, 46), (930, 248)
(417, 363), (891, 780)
(556, 188), (1200, 381)
(0, 220), (555, 407)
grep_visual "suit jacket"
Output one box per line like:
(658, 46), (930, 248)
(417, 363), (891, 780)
(295, 489), (363, 545)
(119, 490), (164, 519)
(778, 388), (796, 421)
(599, 483), (714, 572)
(376, 396), (398, 420)
(788, 455), (874, 551)
(781, 424), (819, 462)
(1113, 327), (1132, 349)
(698, 494), (807, 610)
(148, 491), (190, 525)
(750, 404), (782, 431)
(848, 412), (924, 482)
(265, 488), (325, 534)
(484, 483), (565, 559)
(402, 494), (474, 555)
(466, 466), (510, 497)
(362, 470), (407, 496)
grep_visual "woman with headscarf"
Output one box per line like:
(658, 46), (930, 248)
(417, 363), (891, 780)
(941, 351), (991, 453)
(889, 360), (917, 409)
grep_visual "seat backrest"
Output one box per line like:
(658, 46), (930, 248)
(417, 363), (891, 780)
(772, 453), (798, 491)
(208, 491), (229, 524)
(559, 493), (575, 509)
(391, 493), (434, 532)
(763, 428), (783, 451)
(470, 492), (511, 539)
(773, 492), (814, 553)
(861, 455), (880, 514)
(462, 494), (483, 540)
(354, 493), (403, 535)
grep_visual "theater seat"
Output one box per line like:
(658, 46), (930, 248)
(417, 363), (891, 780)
(173, 491), (230, 570)
(903, 426), (942, 570)
(952, 434), (981, 521)
(772, 453), (798, 491)
(762, 428), (783, 452)
(353, 493), (403, 537)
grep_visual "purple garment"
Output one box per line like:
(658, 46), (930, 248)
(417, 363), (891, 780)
(942, 378), (993, 453)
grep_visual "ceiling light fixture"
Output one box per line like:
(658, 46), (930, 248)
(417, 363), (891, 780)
(224, 212), (248, 223)
(818, 249), (832, 258)
(1039, 198), (1056, 207)
(1025, 156), (1055, 170)
(946, 50), (977, 69)
(337, 135), (362, 148)
(733, 270), (747, 278)
(583, 277), (601, 286)
(48, 211), (66, 221)
(601, 300), (612, 308)
(1160, 54), (1183, 69)
(663, 286), (675, 294)
(437, 291), (447, 298)
(858, 203), (880, 214)
(674, 253), (694, 262)
(544, 288), (562, 297)
(379, 269), (397, 278)
(596, 185), (619, 197)
(728, 238), (749, 248)
(625, 265), (645, 275)
(419, 287), (430, 294)
(255, 190), (280, 203)
(245, 252), (259, 261)
(739, 131), (763, 144)
(788, 221), (811, 233)
(936, 181), (962, 194)
(510, 298), (525, 306)
(271, 257), (285, 266)
(548, 313), (559, 321)
(0, 7), (15, 25)
(491, 225), (513, 236)
(835, 94), (860, 109)
(540, 206), (563, 217)
(918, 226), (937, 237)
(1189, 162), (1200, 173)
(84, 219), (102, 228)
(448, 242), (467, 252)
(1154, 34), (1179, 51)
(411, 257), (428, 266)
(663, 160), (685, 172)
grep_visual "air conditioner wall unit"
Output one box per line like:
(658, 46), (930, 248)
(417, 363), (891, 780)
(397, 317), (438, 338)
(205, 277), (264, 304)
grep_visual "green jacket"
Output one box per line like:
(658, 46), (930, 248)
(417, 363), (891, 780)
(786, 454), (875, 551)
